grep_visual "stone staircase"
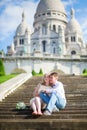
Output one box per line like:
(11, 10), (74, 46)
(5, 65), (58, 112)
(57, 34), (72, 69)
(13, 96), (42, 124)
(0, 75), (87, 130)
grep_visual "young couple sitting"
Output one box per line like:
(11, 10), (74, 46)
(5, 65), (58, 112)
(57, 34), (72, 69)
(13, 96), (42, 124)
(30, 72), (66, 116)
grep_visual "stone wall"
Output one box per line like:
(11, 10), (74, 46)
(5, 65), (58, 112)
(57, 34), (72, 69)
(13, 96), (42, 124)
(1, 56), (87, 75)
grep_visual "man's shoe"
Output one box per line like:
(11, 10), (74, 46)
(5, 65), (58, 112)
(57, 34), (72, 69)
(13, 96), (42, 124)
(43, 110), (51, 115)
(53, 106), (59, 112)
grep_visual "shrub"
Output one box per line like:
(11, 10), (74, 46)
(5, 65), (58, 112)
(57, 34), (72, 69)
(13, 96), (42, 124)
(32, 69), (44, 76)
(0, 59), (5, 76)
(83, 69), (87, 74)
(39, 68), (43, 75)
(32, 70), (36, 76)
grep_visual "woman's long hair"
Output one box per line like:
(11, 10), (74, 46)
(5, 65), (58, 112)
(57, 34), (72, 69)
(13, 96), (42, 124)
(41, 74), (49, 85)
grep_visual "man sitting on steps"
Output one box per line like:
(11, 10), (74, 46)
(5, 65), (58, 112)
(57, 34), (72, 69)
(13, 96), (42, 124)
(40, 72), (66, 115)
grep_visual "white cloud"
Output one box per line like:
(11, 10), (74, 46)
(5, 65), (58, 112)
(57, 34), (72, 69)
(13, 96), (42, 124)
(0, 0), (39, 43)
(63, 0), (78, 8)
(81, 19), (87, 42)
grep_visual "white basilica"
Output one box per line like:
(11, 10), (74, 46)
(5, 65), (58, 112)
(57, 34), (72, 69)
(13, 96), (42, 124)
(7, 0), (87, 57)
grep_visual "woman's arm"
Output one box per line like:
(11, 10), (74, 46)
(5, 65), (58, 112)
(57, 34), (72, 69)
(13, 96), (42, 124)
(33, 83), (41, 96)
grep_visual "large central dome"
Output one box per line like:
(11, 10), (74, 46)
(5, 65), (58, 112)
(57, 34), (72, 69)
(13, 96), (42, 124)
(36, 0), (66, 14)
(34, 0), (67, 32)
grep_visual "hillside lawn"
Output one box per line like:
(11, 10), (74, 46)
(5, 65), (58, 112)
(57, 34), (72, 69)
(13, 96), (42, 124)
(0, 74), (18, 84)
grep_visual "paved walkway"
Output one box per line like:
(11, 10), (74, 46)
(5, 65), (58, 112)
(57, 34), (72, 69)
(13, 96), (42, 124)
(0, 73), (32, 101)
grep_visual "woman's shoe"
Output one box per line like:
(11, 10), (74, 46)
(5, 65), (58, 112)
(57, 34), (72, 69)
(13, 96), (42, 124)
(37, 111), (43, 115)
(32, 111), (37, 115)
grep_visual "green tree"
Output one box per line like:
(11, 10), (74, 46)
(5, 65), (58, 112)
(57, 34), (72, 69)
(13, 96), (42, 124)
(0, 59), (5, 76)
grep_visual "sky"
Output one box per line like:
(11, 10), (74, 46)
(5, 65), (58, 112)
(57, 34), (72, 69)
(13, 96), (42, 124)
(0, 0), (87, 53)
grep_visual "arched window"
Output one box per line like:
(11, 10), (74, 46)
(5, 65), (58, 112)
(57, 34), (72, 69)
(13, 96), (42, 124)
(42, 24), (47, 35)
(32, 43), (36, 53)
(71, 36), (75, 42)
(42, 41), (46, 52)
(53, 25), (56, 31)
(65, 37), (68, 42)
(52, 42), (56, 54)
(20, 39), (24, 45)
(35, 28), (37, 32)
(53, 48), (56, 54)
(71, 50), (76, 55)
(33, 48), (36, 52)
(33, 43), (36, 46)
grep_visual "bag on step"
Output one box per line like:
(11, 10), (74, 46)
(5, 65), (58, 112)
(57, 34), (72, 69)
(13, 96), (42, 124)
(16, 102), (26, 110)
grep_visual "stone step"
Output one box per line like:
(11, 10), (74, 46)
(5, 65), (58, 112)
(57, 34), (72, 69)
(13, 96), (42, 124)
(0, 114), (87, 120)
(0, 119), (87, 130)
(0, 106), (87, 111)
(0, 102), (87, 108)
(0, 107), (86, 112)
(1, 97), (86, 102)
(1, 93), (87, 100)
(0, 111), (87, 115)
(1, 97), (87, 103)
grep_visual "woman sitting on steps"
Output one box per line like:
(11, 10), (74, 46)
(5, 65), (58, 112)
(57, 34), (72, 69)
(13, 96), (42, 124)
(29, 74), (50, 115)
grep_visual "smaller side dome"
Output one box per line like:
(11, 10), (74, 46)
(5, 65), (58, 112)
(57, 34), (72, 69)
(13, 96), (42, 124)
(15, 11), (30, 36)
(65, 8), (82, 35)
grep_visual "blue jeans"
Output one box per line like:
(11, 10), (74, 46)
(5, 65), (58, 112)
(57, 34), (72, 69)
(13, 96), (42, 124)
(40, 92), (66, 113)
